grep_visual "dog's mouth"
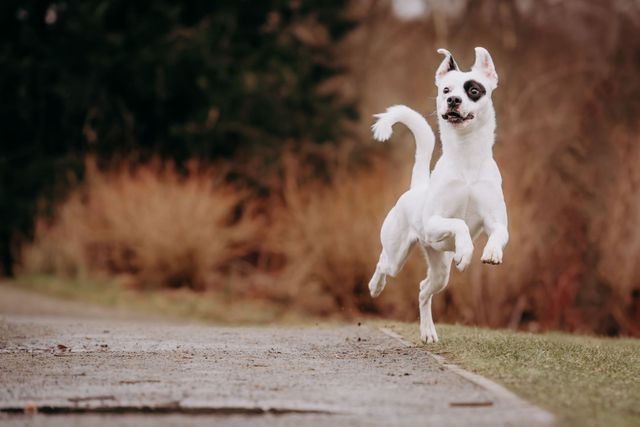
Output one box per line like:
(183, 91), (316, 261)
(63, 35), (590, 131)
(441, 111), (474, 124)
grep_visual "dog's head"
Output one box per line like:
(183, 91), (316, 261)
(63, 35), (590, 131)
(435, 47), (498, 128)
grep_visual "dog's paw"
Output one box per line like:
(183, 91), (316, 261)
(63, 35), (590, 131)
(420, 324), (439, 344)
(368, 273), (387, 298)
(481, 244), (503, 265)
(454, 245), (473, 272)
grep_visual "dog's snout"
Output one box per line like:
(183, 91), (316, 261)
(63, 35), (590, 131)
(447, 96), (462, 107)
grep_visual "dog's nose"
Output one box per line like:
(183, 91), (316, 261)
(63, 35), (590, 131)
(447, 96), (462, 107)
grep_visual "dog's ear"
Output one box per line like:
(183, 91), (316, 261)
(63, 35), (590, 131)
(471, 47), (498, 89)
(435, 48), (459, 84)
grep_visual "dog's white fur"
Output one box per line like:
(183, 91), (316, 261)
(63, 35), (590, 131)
(368, 47), (508, 343)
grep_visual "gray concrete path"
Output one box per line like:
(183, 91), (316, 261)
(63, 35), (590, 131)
(0, 285), (555, 426)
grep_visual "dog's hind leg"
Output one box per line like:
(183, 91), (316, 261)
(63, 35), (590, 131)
(369, 207), (414, 298)
(419, 247), (454, 343)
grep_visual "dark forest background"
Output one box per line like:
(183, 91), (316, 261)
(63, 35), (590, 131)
(1, 0), (356, 273)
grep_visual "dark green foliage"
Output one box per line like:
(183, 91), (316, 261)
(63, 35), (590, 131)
(0, 0), (357, 274)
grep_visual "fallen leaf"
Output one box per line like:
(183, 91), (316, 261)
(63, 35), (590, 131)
(24, 401), (38, 415)
(449, 401), (493, 407)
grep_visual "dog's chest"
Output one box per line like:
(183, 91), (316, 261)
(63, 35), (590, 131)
(426, 162), (496, 234)
(430, 179), (481, 220)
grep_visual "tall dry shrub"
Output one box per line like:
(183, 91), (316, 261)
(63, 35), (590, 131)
(21, 159), (258, 291)
(261, 149), (427, 318)
(593, 128), (640, 336)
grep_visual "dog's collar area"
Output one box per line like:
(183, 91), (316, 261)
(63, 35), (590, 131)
(441, 111), (474, 124)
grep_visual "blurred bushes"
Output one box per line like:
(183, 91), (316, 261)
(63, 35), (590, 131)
(21, 159), (258, 291)
(19, 152), (423, 320)
(0, 0), (356, 273)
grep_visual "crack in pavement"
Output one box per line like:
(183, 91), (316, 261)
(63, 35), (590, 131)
(0, 403), (337, 416)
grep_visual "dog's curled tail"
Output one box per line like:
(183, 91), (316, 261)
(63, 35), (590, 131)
(371, 105), (435, 189)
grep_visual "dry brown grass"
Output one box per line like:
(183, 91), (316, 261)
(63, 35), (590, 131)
(17, 145), (640, 334)
(21, 159), (259, 291)
(19, 148), (432, 321)
(259, 150), (424, 318)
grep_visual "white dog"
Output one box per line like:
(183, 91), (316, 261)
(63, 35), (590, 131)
(368, 47), (508, 343)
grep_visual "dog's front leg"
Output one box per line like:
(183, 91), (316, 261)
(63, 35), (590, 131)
(481, 222), (508, 265)
(424, 215), (473, 271)
(477, 188), (509, 265)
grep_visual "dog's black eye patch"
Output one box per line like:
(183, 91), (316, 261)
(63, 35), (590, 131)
(464, 80), (486, 102)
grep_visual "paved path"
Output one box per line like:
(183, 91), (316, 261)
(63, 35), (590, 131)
(0, 285), (555, 426)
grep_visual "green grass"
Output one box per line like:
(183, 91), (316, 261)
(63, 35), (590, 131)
(386, 322), (640, 427)
(8, 275), (315, 325)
